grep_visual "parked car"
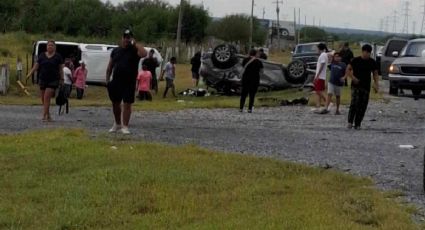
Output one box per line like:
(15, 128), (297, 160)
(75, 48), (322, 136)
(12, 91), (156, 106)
(380, 38), (409, 80)
(388, 38), (425, 100)
(200, 44), (314, 94)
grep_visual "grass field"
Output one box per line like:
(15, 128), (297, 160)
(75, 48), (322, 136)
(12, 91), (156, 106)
(0, 32), (382, 111)
(0, 129), (420, 229)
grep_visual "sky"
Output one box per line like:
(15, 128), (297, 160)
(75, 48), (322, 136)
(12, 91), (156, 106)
(104, 0), (425, 33)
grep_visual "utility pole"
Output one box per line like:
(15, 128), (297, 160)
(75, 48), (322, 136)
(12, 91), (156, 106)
(176, 0), (184, 47)
(263, 7), (266, 19)
(272, 0), (283, 51)
(401, 0), (410, 34)
(305, 15), (307, 26)
(313, 16), (316, 27)
(293, 8), (297, 44)
(379, 18), (384, 32)
(249, 0), (254, 49)
(298, 8), (301, 44)
(412, 21), (416, 35)
(384, 16), (390, 33)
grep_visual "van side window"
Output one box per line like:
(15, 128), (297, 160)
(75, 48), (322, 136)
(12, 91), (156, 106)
(385, 40), (408, 56)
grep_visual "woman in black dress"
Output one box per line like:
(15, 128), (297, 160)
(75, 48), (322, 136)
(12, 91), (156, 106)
(27, 40), (64, 121)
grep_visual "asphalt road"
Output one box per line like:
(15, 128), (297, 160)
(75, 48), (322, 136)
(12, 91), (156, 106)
(0, 91), (424, 215)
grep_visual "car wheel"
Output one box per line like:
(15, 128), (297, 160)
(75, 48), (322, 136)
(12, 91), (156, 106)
(211, 44), (238, 69)
(286, 60), (307, 84)
(281, 29), (290, 37)
(389, 82), (398, 96)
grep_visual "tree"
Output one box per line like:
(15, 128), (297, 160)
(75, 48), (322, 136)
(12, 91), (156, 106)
(207, 14), (266, 46)
(299, 26), (327, 43)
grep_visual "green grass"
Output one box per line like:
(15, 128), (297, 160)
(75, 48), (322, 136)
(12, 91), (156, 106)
(0, 129), (420, 229)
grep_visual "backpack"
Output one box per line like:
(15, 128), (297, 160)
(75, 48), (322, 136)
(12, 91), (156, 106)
(56, 86), (69, 115)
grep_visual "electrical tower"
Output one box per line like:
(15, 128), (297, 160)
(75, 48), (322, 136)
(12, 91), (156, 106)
(392, 10), (398, 33)
(384, 16), (390, 32)
(421, 0), (425, 34)
(272, 0), (284, 51)
(401, 0), (410, 34)
(379, 18), (384, 32)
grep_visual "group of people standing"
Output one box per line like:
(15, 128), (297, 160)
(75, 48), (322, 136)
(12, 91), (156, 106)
(313, 42), (379, 129)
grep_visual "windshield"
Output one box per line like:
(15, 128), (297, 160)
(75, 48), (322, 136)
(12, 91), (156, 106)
(295, 44), (318, 54)
(401, 42), (425, 57)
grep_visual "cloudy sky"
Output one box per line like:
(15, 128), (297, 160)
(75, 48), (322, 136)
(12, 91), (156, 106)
(104, 0), (425, 33)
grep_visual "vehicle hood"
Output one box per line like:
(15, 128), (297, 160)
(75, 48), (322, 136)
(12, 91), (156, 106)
(393, 57), (425, 66)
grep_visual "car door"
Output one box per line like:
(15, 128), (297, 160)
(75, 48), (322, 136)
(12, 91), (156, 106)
(381, 39), (408, 79)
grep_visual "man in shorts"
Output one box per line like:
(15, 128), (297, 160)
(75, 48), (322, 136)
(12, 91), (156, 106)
(313, 43), (329, 111)
(323, 52), (346, 115)
(106, 29), (147, 134)
(161, 57), (177, 98)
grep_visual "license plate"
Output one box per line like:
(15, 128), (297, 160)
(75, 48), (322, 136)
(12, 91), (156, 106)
(409, 78), (419, 82)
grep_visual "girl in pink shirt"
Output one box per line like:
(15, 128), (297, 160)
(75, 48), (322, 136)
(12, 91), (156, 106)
(137, 62), (152, 101)
(74, 61), (88, 99)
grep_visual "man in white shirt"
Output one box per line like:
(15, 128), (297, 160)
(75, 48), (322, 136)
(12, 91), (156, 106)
(63, 61), (73, 98)
(314, 43), (329, 110)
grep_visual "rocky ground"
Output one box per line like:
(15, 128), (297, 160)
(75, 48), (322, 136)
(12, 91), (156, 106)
(1, 88), (424, 216)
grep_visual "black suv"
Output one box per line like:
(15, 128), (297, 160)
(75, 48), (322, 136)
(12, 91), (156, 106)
(291, 42), (323, 70)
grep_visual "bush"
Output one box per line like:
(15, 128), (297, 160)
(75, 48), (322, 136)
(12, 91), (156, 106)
(0, 48), (12, 57)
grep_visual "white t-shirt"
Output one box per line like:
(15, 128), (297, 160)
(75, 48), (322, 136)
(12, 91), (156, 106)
(315, 52), (328, 80)
(63, 67), (73, 85)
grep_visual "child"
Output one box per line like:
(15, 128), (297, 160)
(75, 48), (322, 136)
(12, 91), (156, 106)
(137, 62), (153, 101)
(160, 57), (177, 98)
(323, 52), (347, 115)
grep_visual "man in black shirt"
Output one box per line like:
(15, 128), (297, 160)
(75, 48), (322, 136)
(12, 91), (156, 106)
(106, 29), (147, 134)
(143, 49), (159, 94)
(240, 49), (264, 113)
(258, 48), (268, 60)
(345, 44), (379, 129)
(340, 42), (354, 86)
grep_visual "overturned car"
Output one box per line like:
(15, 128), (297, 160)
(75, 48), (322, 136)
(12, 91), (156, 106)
(200, 44), (314, 94)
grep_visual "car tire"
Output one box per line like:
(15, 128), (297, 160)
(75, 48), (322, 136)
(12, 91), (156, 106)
(389, 82), (398, 96)
(211, 44), (238, 69)
(281, 29), (290, 37)
(286, 60), (307, 84)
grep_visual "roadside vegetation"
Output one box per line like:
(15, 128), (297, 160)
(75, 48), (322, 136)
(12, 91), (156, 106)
(0, 129), (421, 229)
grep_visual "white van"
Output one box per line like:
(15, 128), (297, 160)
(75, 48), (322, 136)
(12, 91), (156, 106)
(32, 41), (162, 84)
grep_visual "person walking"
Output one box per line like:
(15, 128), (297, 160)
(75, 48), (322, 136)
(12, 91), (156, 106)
(106, 29), (147, 134)
(340, 42), (354, 86)
(313, 43), (329, 111)
(142, 49), (159, 94)
(322, 52), (346, 115)
(74, 60), (88, 100)
(27, 40), (64, 122)
(63, 60), (73, 99)
(345, 44), (379, 130)
(239, 49), (263, 113)
(190, 52), (202, 87)
(161, 57), (177, 98)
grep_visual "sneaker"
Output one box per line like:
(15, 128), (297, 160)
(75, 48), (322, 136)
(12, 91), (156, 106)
(109, 124), (121, 133)
(121, 126), (131, 135)
(320, 109), (330, 114)
(239, 109), (243, 113)
(327, 103), (334, 111)
(347, 123), (353, 129)
(354, 126), (361, 130)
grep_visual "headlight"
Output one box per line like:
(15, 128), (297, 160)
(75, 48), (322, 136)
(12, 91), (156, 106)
(389, 64), (400, 74)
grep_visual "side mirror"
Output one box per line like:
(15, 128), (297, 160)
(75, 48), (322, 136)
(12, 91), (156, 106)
(392, 51), (399, 57)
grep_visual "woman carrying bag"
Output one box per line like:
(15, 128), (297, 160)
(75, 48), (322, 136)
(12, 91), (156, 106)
(239, 49), (263, 113)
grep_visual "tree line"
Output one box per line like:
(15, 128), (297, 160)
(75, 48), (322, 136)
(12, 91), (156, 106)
(0, 0), (267, 46)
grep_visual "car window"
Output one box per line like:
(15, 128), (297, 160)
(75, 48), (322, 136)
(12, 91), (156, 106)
(385, 40), (408, 56)
(401, 42), (425, 57)
(296, 44), (318, 54)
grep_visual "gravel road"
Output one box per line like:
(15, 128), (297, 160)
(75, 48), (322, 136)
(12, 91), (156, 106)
(0, 89), (424, 215)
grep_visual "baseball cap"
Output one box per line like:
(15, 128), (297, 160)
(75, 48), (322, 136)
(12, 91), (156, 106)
(79, 60), (85, 64)
(123, 29), (133, 38)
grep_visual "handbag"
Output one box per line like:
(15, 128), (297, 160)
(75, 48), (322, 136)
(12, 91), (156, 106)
(56, 85), (69, 115)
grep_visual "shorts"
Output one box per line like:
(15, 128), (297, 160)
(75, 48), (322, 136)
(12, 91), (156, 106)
(166, 78), (175, 88)
(314, 78), (325, 92)
(327, 82), (342, 96)
(39, 79), (59, 90)
(138, 91), (152, 101)
(192, 71), (200, 80)
(107, 81), (136, 104)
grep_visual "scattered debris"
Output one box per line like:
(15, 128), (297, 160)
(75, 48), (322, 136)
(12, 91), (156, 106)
(179, 88), (209, 97)
(399, 145), (417, 149)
